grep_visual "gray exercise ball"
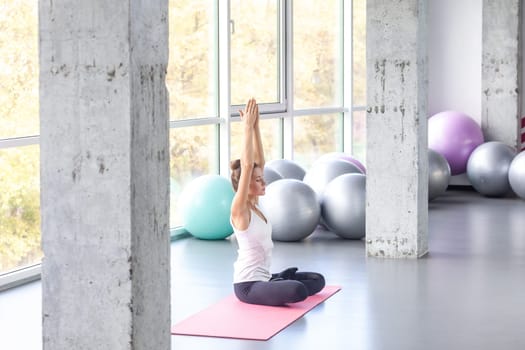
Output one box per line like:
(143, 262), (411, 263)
(303, 159), (362, 201)
(428, 149), (451, 201)
(466, 141), (516, 197)
(508, 151), (525, 199)
(266, 159), (306, 180)
(321, 173), (366, 239)
(259, 179), (320, 241)
(263, 167), (282, 185)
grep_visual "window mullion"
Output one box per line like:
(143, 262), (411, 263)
(279, 0), (287, 107)
(218, 0), (231, 177)
(283, 0), (294, 160)
(343, 0), (353, 153)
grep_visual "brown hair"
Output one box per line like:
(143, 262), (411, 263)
(230, 159), (259, 192)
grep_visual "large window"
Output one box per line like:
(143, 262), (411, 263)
(1, 0), (367, 280)
(0, 0), (41, 275)
(166, 0), (367, 227)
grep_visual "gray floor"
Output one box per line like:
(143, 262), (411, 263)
(1, 189), (525, 350)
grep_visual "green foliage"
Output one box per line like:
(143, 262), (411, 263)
(0, 0), (39, 139)
(353, 0), (367, 105)
(230, 0), (279, 105)
(0, 147), (41, 272)
(169, 124), (218, 226)
(167, 0), (216, 120)
(293, 0), (341, 109)
(294, 114), (342, 169)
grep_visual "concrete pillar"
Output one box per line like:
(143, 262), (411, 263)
(482, 0), (521, 148)
(366, 0), (428, 258)
(40, 1), (170, 349)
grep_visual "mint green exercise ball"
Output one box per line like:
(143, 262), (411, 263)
(180, 175), (234, 240)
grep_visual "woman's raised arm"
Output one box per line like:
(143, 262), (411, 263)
(230, 98), (258, 230)
(253, 103), (265, 170)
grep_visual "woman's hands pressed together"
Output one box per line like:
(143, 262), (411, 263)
(239, 98), (259, 129)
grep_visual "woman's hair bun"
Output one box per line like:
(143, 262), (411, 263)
(230, 159), (241, 170)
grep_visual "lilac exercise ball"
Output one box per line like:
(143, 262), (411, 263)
(266, 159), (306, 180)
(263, 167), (282, 185)
(318, 152), (366, 174)
(428, 111), (484, 175)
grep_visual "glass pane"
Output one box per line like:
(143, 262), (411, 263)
(294, 0), (343, 109)
(167, 0), (217, 120)
(230, 0), (280, 105)
(169, 125), (218, 227)
(293, 114), (342, 169)
(0, 145), (41, 274)
(0, 1), (39, 139)
(352, 110), (366, 166)
(230, 118), (281, 164)
(353, 0), (366, 105)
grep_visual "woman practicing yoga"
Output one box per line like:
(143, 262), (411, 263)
(230, 98), (325, 306)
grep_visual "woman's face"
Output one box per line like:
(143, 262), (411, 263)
(249, 167), (266, 196)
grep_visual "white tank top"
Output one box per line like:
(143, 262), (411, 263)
(232, 206), (273, 283)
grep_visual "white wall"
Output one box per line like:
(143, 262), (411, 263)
(428, 0), (482, 122)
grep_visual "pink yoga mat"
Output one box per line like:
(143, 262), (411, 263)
(171, 285), (341, 341)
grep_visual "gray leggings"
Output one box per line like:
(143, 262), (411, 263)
(234, 268), (325, 306)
